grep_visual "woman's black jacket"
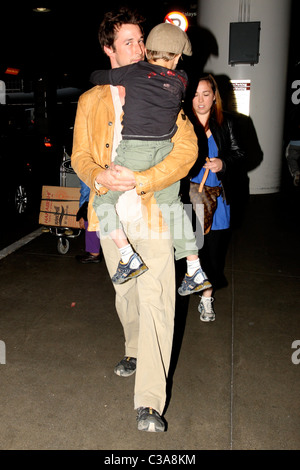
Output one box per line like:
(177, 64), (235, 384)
(187, 111), (246, 205)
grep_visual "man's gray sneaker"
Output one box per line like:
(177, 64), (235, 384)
(198, 296), (216, 322)
(111, 253), (148, 284)
(114, 356), (137, 377)
(136, 407), (165, 432)
(178, 268), (212, 296)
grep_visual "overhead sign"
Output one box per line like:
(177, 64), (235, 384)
(164, 11), (188, 31)
(5, 67), (20, 75)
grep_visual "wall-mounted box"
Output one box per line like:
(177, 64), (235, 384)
(229, 22), (261, 65)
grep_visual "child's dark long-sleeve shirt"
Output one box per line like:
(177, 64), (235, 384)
(90, 61), (188, 141)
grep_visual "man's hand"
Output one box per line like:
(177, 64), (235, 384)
(95, 162), (136, 191)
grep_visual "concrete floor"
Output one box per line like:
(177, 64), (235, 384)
(0, 189), (299, 451)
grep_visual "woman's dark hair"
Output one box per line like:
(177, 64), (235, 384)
(98, 7), (145, 51)
(195, 74), (223, 129)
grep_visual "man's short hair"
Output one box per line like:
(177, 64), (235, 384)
(98, 7), (145, 51)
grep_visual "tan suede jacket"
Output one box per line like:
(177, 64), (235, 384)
(71, 85), (198, 232)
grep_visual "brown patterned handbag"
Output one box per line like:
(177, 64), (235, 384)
(189, 159), (222, 235)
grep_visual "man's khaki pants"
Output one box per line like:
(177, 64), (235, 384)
(101, 216), (175, 416)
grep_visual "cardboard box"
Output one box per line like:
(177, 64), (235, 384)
(39, 186), (81, 228)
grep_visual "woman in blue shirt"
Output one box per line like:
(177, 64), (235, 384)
(187, 74), (245, 321)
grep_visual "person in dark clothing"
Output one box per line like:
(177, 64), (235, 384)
(90, 23), (212, 297)
(285, 104), (300, 187)
(186, 74), (245, 321)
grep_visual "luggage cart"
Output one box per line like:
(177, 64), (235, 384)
(60, 146), (81, 188)
(41, 146), (82, 254)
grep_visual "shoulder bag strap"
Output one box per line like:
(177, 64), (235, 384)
(199, 157), (210, 192)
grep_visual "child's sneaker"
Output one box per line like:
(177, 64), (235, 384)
(198, 296), (215, 322)
(177, 268), (212, 296)
(111, 253), (148, 284)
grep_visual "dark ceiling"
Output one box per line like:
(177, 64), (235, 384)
(0, 0), (298, 90)
(1, 3), (114, 79)
(0, 1), (197, 87)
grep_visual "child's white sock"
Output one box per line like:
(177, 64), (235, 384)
(187, 258), (201, 276)
(119, 244), (134, 264)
